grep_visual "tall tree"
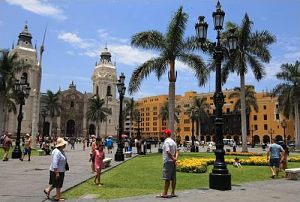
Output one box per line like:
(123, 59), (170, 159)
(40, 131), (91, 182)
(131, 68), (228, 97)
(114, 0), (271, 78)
(190, 97), (210, 140)
(124, 98), (139, 139)
(41, 90), (61, 135)
(0, 52), (29, 132)
(222, 14), (276, 152)
(272, 61), (300, 148)
(229, 85), (259, 114)
(86, 96), (111, 138)
(159, 101), (180, 131)
(128, 7), (207, 137)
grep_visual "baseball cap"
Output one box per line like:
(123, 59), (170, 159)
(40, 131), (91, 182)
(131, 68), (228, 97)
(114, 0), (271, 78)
(162, 129), (172, 136)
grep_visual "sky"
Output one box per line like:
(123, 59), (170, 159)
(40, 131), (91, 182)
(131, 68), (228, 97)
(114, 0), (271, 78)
(1, 0), (300, 99)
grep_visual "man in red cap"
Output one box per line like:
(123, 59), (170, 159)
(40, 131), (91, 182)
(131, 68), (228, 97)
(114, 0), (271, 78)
(158, 129), (178, 198)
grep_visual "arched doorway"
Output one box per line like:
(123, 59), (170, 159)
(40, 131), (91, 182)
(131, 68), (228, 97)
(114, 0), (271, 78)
(43, 121), (50, 136)
(66, 120), (76, 137)
(185, 135), (190, 141)
(212, 136), (216, 142)
(226, 135), (231, 139)
(263, 135), (270, 143)
(275, 135), (283, 142)
(234, 135), (239, 144)
(287, 135), (292, 142)
(89, 124), (95, 136)
(206, 136), (211, 142)
(254, 135), (260, 144)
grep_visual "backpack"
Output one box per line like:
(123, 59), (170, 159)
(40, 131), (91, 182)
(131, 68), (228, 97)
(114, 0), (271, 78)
(0, 135), (6, 145)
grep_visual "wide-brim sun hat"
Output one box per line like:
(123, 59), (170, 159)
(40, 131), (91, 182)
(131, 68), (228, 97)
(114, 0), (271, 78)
(25, 133), (30, 137)
(56, 137), (67, 148)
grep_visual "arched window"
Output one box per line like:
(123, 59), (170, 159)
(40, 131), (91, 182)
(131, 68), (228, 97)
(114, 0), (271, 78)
(106, 85), (112, 96)
(70, 101), (74, 108)
(22, 72), (28, 83)
(96, 86), (99, 95)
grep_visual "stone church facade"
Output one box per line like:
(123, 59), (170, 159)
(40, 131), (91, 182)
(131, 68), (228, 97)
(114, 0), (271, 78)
(0, 24), (120, 141)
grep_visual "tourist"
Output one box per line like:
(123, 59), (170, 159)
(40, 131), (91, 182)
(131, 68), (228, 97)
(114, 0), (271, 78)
(44, 137), (68, 201)
(94, 140), (105, 186)
(82, 138), (86, 151)
(233, 157), (242, 168)
(157, 129), (178, 198)
(124, 139), (129, 152)
(20, 133), (32, 161)
(267, 139), (285, 178)
(280, 144), (289, 172)
(89, 135), (96, 172)
(2, 132), (12, 161)
(106, 137), (113, 154)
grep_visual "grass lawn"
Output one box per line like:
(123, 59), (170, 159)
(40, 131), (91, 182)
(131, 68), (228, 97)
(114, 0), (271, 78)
(0, 147), (39, 159)
(63, 152), (300, 200)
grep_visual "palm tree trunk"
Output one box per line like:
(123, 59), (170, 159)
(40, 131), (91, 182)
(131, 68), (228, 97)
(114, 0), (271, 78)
(295, 100), (300, 149)
(168, 61), (176, 138)
(198, 117), (202, 141)
(0, 97), (4, 133)
(97, 121), (101, 138)
(129, 117), (132, 139)
(240, 73), (248, 152)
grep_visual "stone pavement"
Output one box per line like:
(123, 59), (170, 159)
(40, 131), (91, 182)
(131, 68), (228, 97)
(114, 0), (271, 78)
(0, 144), (136, 202)
(0, 144), (299, 202)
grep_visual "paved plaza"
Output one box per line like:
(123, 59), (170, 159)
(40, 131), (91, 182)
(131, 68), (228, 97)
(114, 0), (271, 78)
(0, 145), (299, 202)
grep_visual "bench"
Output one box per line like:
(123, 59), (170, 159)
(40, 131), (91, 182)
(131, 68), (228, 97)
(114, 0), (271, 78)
(124, 151), (132, 158)
(103, 158), (112, 168)
(285, 168), (300, 180)
(37, 149), (45, 156)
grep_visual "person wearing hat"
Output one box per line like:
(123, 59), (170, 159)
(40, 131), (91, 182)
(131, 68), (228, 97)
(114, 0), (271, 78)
(2, 132), (12, 161)
(44, 137), (68, 201)
(20, 133), (32, 161)
(157, 129), (179, 198)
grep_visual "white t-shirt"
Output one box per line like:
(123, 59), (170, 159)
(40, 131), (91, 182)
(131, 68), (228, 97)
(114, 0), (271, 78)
(162, 137), (177, 163)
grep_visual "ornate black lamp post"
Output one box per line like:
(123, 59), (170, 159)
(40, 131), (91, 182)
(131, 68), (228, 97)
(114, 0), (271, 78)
(12, 75), (31, 159)
(191, 107), (196, 152)
(105, 87), (112, 138)
(195, 1), (237, 190)
(268, 128), (274, 142)
(115, 73), (126, 161)
(281, 119), (287, 144)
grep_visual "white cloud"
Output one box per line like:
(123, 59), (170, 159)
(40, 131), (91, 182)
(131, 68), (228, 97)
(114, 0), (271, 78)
(58, 32), (96, 49)
(5, 0), (66, 20)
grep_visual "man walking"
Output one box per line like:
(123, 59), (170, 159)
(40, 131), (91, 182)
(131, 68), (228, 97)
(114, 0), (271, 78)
(158, 129), (178, 198)
(2, 132), (12, 161)
(267, 139), (285, 178)
(20, 133), (32, 161)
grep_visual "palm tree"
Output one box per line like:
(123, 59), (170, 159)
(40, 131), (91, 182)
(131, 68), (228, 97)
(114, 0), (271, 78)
(190, 97), (210, 141)
(159, 101), (180, 131)
(124, 98), (139, 139)
(128, 7), (207, 137)
(229, 85), (259, 114)
(272, 61), (300, 148)
(86, 96), (111, 138)
(41, 90), (61, 135)
(0, 52), (29, 132)
(222, 14), (276, 152)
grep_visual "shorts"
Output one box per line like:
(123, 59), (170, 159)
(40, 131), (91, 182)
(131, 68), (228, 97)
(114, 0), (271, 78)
(269, 158), (280, 168)
(162, 161), (176, 181)
(49, 171), (65, 188)
(23, 148), (31, 155)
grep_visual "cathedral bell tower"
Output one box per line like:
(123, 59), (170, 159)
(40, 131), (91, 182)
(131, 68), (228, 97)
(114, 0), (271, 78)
(90, 46), (118, 138)
(6, 24), (42, 146)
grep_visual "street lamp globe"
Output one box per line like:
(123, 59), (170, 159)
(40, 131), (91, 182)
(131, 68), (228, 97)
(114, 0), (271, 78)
(212, 1), (225, 30)
(195, 16), (208, 40)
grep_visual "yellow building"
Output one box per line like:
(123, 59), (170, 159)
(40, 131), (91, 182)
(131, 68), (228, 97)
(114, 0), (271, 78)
(133, 89), (295, 145)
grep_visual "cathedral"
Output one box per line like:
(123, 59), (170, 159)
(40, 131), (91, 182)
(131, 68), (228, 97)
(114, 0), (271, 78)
(0, 24), (120, 142)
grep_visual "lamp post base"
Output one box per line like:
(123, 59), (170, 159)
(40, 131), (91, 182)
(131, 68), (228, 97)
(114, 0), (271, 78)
(209, 172), (231, 190)
(190, 146), (197, 152)
(114, 145), (124, 161)
(11, 145), (22, 159)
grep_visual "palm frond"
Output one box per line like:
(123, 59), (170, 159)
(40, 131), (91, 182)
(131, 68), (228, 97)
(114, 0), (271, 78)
(246, 54), (265, 80)
(131, 31), (165, 51)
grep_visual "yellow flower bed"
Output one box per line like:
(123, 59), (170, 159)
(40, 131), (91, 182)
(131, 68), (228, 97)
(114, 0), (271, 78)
(177, 155), (300, 173)
(225, 152), (263, 156)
